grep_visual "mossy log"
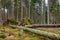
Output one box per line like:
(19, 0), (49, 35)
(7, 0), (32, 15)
(10, 25), (60, 40)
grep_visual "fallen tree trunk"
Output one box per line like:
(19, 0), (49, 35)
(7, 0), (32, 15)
(9, 25), (60, 40)
(25, 24), (60, 28)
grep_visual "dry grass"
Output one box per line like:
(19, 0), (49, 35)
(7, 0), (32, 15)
(0, 26), (60, 40)
(0, 26), (44, 40)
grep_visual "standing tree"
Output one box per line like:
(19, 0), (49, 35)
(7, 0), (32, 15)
(41, 0), (46, 24)
(21, 0), (23, 20)
(11, 0), (14, 20)
(0, 0), (2, 22)
(47, 0), (50, 24)
(16, 0), (18, 22)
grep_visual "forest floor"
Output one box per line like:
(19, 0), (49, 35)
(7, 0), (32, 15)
(0, 25), (60, 40)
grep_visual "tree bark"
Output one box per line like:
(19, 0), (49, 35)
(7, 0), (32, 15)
(11, 0), (14, 20)
(10, 25), (60, 40)
(47, 0), (50, 24)
(25, 24), (60, 28)
(41, 0), (44, 24)
(21, 0), (23, 20)
(0, 0), (2, 22)
(16, 0), (18, 22)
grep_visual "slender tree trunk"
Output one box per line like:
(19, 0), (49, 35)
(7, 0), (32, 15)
(24, 0), (28, 18)
(43, 0), (46, 24)
(41, 0), (44, 24)
(17, 0), (18, 22)
(21, 0), (23, 20)
(47, 0), (50, 24)
(11, 0), (14, 20)
(29, 0), (31, 19)
(55, 0), (59, 24)
(0, 0), (2, 22)
(2, 0), (6, 21)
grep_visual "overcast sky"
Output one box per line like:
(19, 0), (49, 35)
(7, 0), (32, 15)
(45, 0), (48, 6)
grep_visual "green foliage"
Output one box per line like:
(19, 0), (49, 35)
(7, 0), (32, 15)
(3, 19), (18, 26)
(22, 17), (33, 25)
(27, 32), (44, 40)
(0, 33), (7, 38)
(32, 0), (38, 3)
(19, 17), (33, 26)
(18, 29), (24, 36)
(8, 19), (18, 25)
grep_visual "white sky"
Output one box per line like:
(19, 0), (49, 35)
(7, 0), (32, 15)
(59, 0), (60, 1)
(45, 0), (60, 4)
(45, 0), (48, 6)
(45, 0), (60, 6)
(1, 8), (7, 13)
(45, 0), (48, 4)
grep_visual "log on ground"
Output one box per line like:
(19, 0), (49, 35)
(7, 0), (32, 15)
(9, 25), (60, 40)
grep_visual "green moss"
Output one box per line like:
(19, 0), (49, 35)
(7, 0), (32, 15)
(0, 33), (7, 38)
(18, 29), (24, 36)
(24, 32), (44, 40)
(22, 17), (33, 25)
(0, 26), (60, 40)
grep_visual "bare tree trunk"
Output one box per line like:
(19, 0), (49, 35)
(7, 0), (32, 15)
(47, 0), (50, 24)
(43, 0), (46, 24)
(28, 0), (31, 19)
(0, 0), (2, 22)
(23, 0), (28, 18)
(17, 0), (18, 22)
(2, 1), (6, 21)
(41, 0), (44, 24)
(11, 0), (14, 20)
(21, 0), (23, 20)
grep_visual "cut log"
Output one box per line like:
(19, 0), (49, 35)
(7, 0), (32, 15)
(10, 25), (60, 40)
